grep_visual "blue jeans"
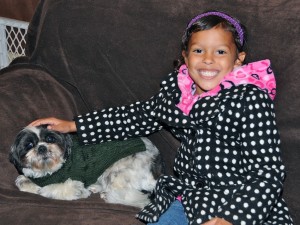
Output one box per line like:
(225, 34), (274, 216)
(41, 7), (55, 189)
(148, 200), (189, 225)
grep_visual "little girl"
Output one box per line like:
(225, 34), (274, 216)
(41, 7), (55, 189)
(30, 11), (293, 224)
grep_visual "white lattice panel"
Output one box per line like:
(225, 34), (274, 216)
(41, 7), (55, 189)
(0, 17), (29, 69)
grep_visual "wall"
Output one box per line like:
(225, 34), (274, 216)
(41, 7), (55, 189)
(0, 0), (39, 21)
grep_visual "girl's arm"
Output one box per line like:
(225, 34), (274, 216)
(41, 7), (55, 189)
(217, 86), (285, 223)
(73, 72), (179, 145)
(29, 93), (163, 145)
(74, 94), (164, 145)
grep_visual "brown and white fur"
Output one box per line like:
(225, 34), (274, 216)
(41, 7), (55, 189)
(9, 126), (163, 208)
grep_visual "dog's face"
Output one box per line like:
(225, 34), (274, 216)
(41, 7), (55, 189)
(9, 126), (72, 178)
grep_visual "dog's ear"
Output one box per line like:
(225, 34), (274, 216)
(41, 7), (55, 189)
(8, 150), (16, 165)
(8, 149), (24, 175)
(63, 134), (73, 157)
(8, 128), (31, 175)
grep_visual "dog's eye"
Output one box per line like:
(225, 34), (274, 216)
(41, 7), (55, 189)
(45, 135), (56, 143)
(25, 142), (34, 151)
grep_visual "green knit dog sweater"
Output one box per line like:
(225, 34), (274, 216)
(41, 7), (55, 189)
(31, 137), (146, 187)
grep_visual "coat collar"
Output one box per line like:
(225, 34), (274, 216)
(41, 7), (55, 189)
(176, 59), (275, 115)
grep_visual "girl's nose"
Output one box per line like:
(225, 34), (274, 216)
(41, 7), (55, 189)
(202, 53), (214, 65)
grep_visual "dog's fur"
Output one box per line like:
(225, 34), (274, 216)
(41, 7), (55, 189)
(9, 126), (162, 208)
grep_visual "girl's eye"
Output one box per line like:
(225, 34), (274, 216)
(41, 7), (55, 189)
(46, 136), (56, 143)
(217, 50), (226, 55)
(193, 49), (203, 54)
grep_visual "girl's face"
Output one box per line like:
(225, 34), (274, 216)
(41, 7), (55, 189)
(182, 26), (246, 95)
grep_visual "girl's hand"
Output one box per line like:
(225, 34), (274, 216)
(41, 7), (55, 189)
(201, 217), (232, 225)
(29, 117), (77, 133)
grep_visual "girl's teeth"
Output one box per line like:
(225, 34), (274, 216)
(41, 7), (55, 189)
(201, 71), (217, 77)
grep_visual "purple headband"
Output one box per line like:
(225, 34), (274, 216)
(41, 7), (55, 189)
(187, 11), (244, 46)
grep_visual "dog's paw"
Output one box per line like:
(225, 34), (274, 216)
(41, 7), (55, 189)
(15, 175), (28, 187)
(100, 192), (108, 200)
(88, 184), (101, 193)
(15, 175), (41, 194)
(88, 183), (108, 200)
(38, 179), (91, 200)
(68, 179), (91, 199)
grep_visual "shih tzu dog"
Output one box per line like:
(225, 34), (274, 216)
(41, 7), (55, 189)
(9, 126), (163, 208)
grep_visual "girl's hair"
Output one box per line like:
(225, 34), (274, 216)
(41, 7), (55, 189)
(174, 11), (247, 69)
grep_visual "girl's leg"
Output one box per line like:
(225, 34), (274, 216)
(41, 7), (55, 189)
(148, 200), (188, 225)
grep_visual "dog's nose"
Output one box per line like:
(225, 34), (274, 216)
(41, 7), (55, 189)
(38, 145), (47, 154)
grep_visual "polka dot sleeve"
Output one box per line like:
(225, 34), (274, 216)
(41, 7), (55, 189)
(218, 87), (286, 224)
(74, 95), (164, 145)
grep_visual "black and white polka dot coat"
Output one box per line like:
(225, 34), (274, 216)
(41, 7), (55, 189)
(75, 71), (293, 224)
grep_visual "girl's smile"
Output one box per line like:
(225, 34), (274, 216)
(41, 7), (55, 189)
(198, 69), (219, 80)
(182, 26), (245, 95)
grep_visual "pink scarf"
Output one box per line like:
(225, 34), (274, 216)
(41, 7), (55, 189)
(176, 59), (276, 115)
